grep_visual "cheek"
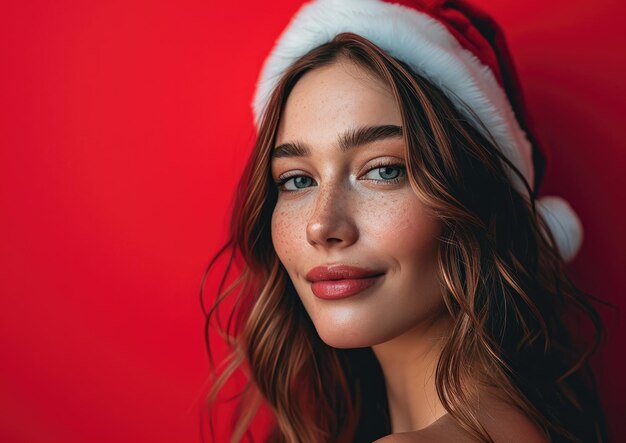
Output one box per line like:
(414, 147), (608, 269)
(271, 203), (304, 268)
(357, 192), (442, 261)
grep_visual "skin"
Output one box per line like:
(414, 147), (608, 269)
(269, 57), (548, 442)
(270, 58), (446, 350)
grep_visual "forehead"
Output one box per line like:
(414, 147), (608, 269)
(275, 59), (402, 147)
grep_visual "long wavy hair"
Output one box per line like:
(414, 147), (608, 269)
(201, 32), (613, 443)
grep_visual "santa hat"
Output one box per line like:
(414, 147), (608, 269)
(251, 0), (583, 262)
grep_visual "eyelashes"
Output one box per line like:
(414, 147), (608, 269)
(274, 159), (407, 193)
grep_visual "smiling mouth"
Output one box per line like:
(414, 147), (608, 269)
(305, 264), (385, 300)
(309, 273), (385, 300)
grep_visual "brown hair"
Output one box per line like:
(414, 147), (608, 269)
(201, 32), (613, 442)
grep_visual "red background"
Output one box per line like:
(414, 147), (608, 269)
(1, 1), (624, 441)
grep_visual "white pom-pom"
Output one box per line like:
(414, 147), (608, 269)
(535, 196), (583, 262)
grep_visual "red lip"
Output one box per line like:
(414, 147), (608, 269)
(306, 265), (384, 282)
(306, 265), (385, 300)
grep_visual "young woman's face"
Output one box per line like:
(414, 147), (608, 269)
(270, 59), (445, 348)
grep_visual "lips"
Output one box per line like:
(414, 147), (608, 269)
(305, 265), (385, 300)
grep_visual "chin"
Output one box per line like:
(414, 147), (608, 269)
(313, 320), (383, 349)
(318, 334), (372, 349)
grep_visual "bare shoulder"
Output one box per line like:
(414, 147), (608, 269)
(373, 391), (549, 443)
(371, 412), (474, 443)
(372, 434), (421, 443)
(472, 391), (550, 443)
(371, 413), (475, 443)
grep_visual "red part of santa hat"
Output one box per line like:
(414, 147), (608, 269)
(251, 0), (583, 262)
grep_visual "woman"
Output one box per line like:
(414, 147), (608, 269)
(202, 1), (611, 441)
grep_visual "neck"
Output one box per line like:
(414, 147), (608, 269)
(371, 306), (452, 433)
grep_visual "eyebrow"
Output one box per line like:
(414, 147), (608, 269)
(271, 124), (403, 159)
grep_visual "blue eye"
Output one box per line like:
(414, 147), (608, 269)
(365, 161), (406, 183)
(276, 175), (316, 191)
(364, 164), (406, 181)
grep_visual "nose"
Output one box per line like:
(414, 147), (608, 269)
(306, 184), (359, 249)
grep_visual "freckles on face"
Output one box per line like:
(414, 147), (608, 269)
(271, 207), (300, 267)
(272, 185), (430, 267)
(359, 192), (417, 242)
(269, 59), (444, 349)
